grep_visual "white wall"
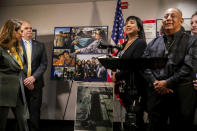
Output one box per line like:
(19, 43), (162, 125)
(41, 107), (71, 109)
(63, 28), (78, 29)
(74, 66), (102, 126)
(0, 0), (196, 36)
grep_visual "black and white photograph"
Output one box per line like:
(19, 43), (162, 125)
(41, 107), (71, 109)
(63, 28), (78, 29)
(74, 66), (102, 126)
(74, 86), (113, 131)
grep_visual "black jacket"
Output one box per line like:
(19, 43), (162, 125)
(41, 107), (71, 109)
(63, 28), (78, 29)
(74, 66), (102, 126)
(115, 38), (147, 98)
(143, 30), (197, 89)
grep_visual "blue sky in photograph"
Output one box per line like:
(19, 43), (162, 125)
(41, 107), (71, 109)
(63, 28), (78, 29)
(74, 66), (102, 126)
(54, 27), (71, 34)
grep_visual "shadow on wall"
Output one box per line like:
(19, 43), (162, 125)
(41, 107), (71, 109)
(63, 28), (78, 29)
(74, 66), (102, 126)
(37, 35), (71, 120)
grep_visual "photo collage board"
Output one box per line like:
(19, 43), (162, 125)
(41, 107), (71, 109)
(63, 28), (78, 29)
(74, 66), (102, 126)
(51, 26), (109, 82)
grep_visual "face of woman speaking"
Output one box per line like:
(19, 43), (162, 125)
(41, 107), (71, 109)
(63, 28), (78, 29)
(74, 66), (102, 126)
(191, 15), (197, 35)
(125, 19), (139, 36)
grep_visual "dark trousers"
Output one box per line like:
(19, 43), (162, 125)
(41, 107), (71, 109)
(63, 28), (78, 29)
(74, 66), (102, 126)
(0, 92), (29, 131)
(25, 86), (42, 131)
(147, 84), (196, 131)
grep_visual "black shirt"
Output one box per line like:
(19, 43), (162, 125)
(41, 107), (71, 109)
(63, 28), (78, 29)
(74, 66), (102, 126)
(143, 30), (197, 89)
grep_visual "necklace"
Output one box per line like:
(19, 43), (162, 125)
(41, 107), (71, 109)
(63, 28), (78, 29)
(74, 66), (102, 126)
(164, 39), (176, 55)
(124, 37), (138, 51)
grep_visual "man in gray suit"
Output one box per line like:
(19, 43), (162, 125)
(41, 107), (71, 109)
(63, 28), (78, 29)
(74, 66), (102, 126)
(21, 21), (48, 131)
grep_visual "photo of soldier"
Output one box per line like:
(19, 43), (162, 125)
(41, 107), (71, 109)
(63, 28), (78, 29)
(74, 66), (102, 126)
(74, 28), (108, 54)
(54, 31), (64, 47)
(71, 28), (95, 50)
(54, 27), (71, 47)
(63, 32), (75, 52)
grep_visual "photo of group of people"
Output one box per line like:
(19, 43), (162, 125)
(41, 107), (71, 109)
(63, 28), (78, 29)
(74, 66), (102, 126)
(75, 54), (107, 81)
(51, 26), (108, 81)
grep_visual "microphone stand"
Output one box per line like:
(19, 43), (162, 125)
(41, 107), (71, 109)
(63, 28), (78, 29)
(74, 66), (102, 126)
(97, 39), (122, 57)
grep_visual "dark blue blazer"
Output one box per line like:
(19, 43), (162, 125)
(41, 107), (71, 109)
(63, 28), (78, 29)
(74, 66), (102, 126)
(21, 40), (48, 88)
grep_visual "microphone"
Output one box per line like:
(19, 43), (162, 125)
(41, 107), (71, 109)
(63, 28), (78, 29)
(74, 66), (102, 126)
(98, 39), (123, 50)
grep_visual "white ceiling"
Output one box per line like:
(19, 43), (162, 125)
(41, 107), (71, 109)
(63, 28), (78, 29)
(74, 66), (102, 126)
(0, 0), (115, 7)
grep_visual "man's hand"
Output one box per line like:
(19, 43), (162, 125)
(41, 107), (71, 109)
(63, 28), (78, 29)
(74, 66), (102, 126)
(153, 80), (173, 95)
(24, 76), (36, 88)
(26, 83), (35, 91)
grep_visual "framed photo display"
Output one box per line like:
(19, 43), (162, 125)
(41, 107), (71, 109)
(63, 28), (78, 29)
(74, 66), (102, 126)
(51, 26), (108, 81)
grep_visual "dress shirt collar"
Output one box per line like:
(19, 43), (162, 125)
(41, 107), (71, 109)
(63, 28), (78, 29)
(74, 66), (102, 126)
(22, 38), (32, 45)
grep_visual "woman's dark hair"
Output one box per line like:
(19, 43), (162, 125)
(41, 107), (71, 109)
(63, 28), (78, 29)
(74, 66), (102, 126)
(125, 16), (146, 41)
(0, 19), (22, 52)
(63, 50), (70, 55)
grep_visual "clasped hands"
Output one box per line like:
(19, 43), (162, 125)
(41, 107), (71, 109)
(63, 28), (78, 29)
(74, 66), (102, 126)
(153, 80), (173, 95)
(24, 76), (36, 90)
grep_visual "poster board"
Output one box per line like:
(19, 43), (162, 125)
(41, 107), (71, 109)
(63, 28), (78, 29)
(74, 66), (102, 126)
(143, 20), (156, 43)
(51, 26), (108, 81)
